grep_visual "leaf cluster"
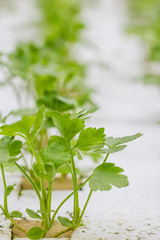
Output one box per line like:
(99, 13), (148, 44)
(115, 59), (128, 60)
(0, 107), (142, 239)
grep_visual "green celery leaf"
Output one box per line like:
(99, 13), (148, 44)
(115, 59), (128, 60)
(0, 116), (35, 139)
(33, 162), (44, 179)
(50, 111), (85, 141)
(11, 108), (37, 116)
(71, 107), (98, 120)
(37, 91), (76, 112)
(44, 162), (56, 182)
(27, 227), (44, 239)
(105, 133), (143, 148)
(5, 184), (16, 197)
(89, 163), (129, 191)
(10, 211), (22, 218)
(57, 164), (70, 175)
(40, 142), (71, 169)
(48, 135), (66, 145)
(0, 137), (22, 164)
(8, 140), (22, 157)
(73, 149), (83, 160)
(32, 106), (45, 138)
(0, 137), (12, 164)
(35, 77), (56, 97)
(84, 152), (102, 163)
(26, 208), (42, 220)
(74, 127), (106, 151)
(36, 210), (45, 214)
(94, 145), (127, 154)
(58, 216), (72, 227)
(42, 117), (55, 129)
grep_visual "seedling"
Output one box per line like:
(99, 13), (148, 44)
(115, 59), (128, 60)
(0, 106), (142, 239)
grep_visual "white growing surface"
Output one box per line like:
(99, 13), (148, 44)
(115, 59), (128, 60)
(0, 0), (160, 239)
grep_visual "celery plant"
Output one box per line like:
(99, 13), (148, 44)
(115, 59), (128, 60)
(0, 106), (142, 239)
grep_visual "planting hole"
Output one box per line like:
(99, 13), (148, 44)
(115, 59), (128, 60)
(20, 176), (83, 190)
(11, 219), (73, 239)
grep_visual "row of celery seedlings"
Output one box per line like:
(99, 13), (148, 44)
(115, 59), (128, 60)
(0, 0), (142, 239)
(126, 0), (160, 85)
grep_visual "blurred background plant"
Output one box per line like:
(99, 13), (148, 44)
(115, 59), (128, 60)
(126, 0), (160, 86)
(0, 0), (94, 111)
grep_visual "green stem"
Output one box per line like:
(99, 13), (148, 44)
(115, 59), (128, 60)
(47, 182), (52, 221)
(66, 163), (73, 175)
(51, 226), (72, 238)
(15, 162), (48, 227)
(28, 139), (41, 165)
(68, 143), (79, 224)
(15, 162), (42, 205)
(1, 164), (8, 214)
(77, 153), (110, 226)
(22, 154), (29, 172)
(48, 176), (90, 231)
(0, 168), (26, 233)
(78, 189), (93, 226)
(71, 161), (79, 223)
(103, 153), (110, 163)
(40, 178), (48, 229)
(9, 215), (26, 233)
(28, 139), (48, 229)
